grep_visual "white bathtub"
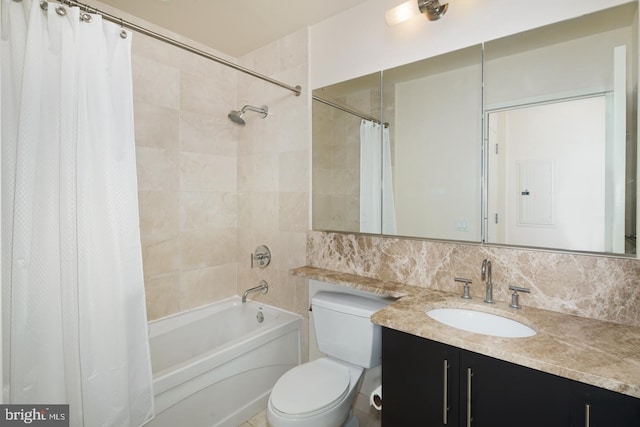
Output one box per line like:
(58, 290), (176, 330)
(147, 296), (302, 427)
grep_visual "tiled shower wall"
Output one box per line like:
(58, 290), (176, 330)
(235, 31), (310, 324)
(133, 31), (240, 320)
(102, 0), (311, 325)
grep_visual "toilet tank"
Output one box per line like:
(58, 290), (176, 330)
(312, 291), (392, 368)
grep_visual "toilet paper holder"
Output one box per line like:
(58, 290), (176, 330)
(370, 385), (382, 411)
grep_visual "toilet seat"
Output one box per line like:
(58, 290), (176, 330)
(270, 358), (351, 418)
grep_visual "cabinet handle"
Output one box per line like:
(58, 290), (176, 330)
(467, 367), (473, 427)
(585, 403), (591, 427)
(443, 360), (449, 425)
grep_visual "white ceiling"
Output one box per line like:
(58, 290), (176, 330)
(96, 0), (372, 58)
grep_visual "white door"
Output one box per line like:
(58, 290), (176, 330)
(487, 96), (608, 252)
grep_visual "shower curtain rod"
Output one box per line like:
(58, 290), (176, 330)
(57, 0), (302, 97)
(312, 95), (388, 127)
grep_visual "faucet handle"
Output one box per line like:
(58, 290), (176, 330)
(508, 285), (530, 309)
(454, 277), (472, 299)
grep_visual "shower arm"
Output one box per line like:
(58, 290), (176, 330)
(241, 105), (268, 118)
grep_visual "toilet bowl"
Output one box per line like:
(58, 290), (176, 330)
(267, 358), (363, 427)
(266, 291), (392, 427)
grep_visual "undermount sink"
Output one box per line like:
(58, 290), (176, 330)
(426, 307), (536, 338)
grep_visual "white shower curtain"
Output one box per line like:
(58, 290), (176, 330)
(360, 120), (397, 234)
(1, 1), (154, 426)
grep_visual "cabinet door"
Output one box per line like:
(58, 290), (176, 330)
(382, 328), (460, 426)
(571, 381), (640, 427)
(460, 349), (571, 427)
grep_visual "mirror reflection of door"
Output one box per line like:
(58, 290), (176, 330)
(483, 5), (637, 255)
(487, 94), (627, 253)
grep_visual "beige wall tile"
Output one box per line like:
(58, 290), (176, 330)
(251, 192), (280, 231)
(236, 192), (253, 228)
(136, 147), (179, 191)
(237, 155), (255, 193)
(279, 231), (307, 273)
(179, 152), (237, 192)
(134, 101), (179, 149)
(277, 271), (297, 312)
(142, 238), (180, 279)
(246, 43), (279, 77)
(248, 114), (279, 154)
(145, 274), (180, 320)
(180, 49), (237, 88)
(277, 100), (310, 152)
(252, 152), (279, 192)
(237, 74), (269, 111)
(279, 193), (308, 233)
(138, 190), (179, 242)
(180, 191), (237, 231)
(180, 265), (237, 311)
(180, 227), (237, 270)
(180, 68), (236, 115)
(279, 150), (309, 193)
(132, 55), (180, 110)
(180, 110), (237, 156)
(132, 32), (181, 67)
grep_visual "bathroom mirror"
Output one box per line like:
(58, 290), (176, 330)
(311, 2), (638, 256)
(484, 3), (638, 254)
(312, 72), (382, 233)
(382, 45), (483, 240)
(311, 47), (483, 239)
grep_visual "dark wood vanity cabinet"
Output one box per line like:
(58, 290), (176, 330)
(570, 381), (640, 426)
(382, 327), (460, 426)
(459, 348), (571, 426)
(382, 327), (640, 427)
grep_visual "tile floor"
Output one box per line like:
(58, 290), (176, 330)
(239, 406), (381, 427)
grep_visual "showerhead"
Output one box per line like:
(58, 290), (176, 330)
(228, 110), (246, 125)
(228, 104), (268, 126)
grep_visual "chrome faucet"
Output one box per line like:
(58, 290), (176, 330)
(481, 258), (494, 304)
(242, 280), (269, 303)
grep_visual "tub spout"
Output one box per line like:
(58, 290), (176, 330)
(242, 280), (269, 303)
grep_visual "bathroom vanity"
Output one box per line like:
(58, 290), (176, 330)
(382, 327), (640, 427)
(291, 266), (640, 427)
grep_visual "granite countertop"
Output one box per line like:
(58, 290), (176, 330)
(291, 266), (640, 399)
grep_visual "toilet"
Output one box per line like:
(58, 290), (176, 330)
(267, 291), (391, 427)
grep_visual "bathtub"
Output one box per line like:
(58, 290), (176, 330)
(147, 296), (302, 427)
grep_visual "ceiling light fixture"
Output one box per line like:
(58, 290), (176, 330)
(385, 0), (452, 26)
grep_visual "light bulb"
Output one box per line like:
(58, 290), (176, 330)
(386, 0), (454, 25)
(385, 0), (421, 26)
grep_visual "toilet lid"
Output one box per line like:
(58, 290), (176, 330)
(271, 358), (351, 416)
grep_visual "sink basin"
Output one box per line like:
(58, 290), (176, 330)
(426, 307), (536, 338)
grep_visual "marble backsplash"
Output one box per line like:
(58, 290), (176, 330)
(306, 231), (640, 328)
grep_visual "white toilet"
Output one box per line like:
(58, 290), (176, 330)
(267, 291), (390, 427)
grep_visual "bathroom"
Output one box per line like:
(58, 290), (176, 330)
(2, 0), (639, 426)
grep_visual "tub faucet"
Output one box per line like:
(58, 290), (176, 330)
(481, 258), (494, 304)
(242, 280), (269, 303)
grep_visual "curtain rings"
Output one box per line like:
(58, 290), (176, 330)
(77, 2), (93, 23)
(39, 0), (48, 10)
(120, 18), (128, 39)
